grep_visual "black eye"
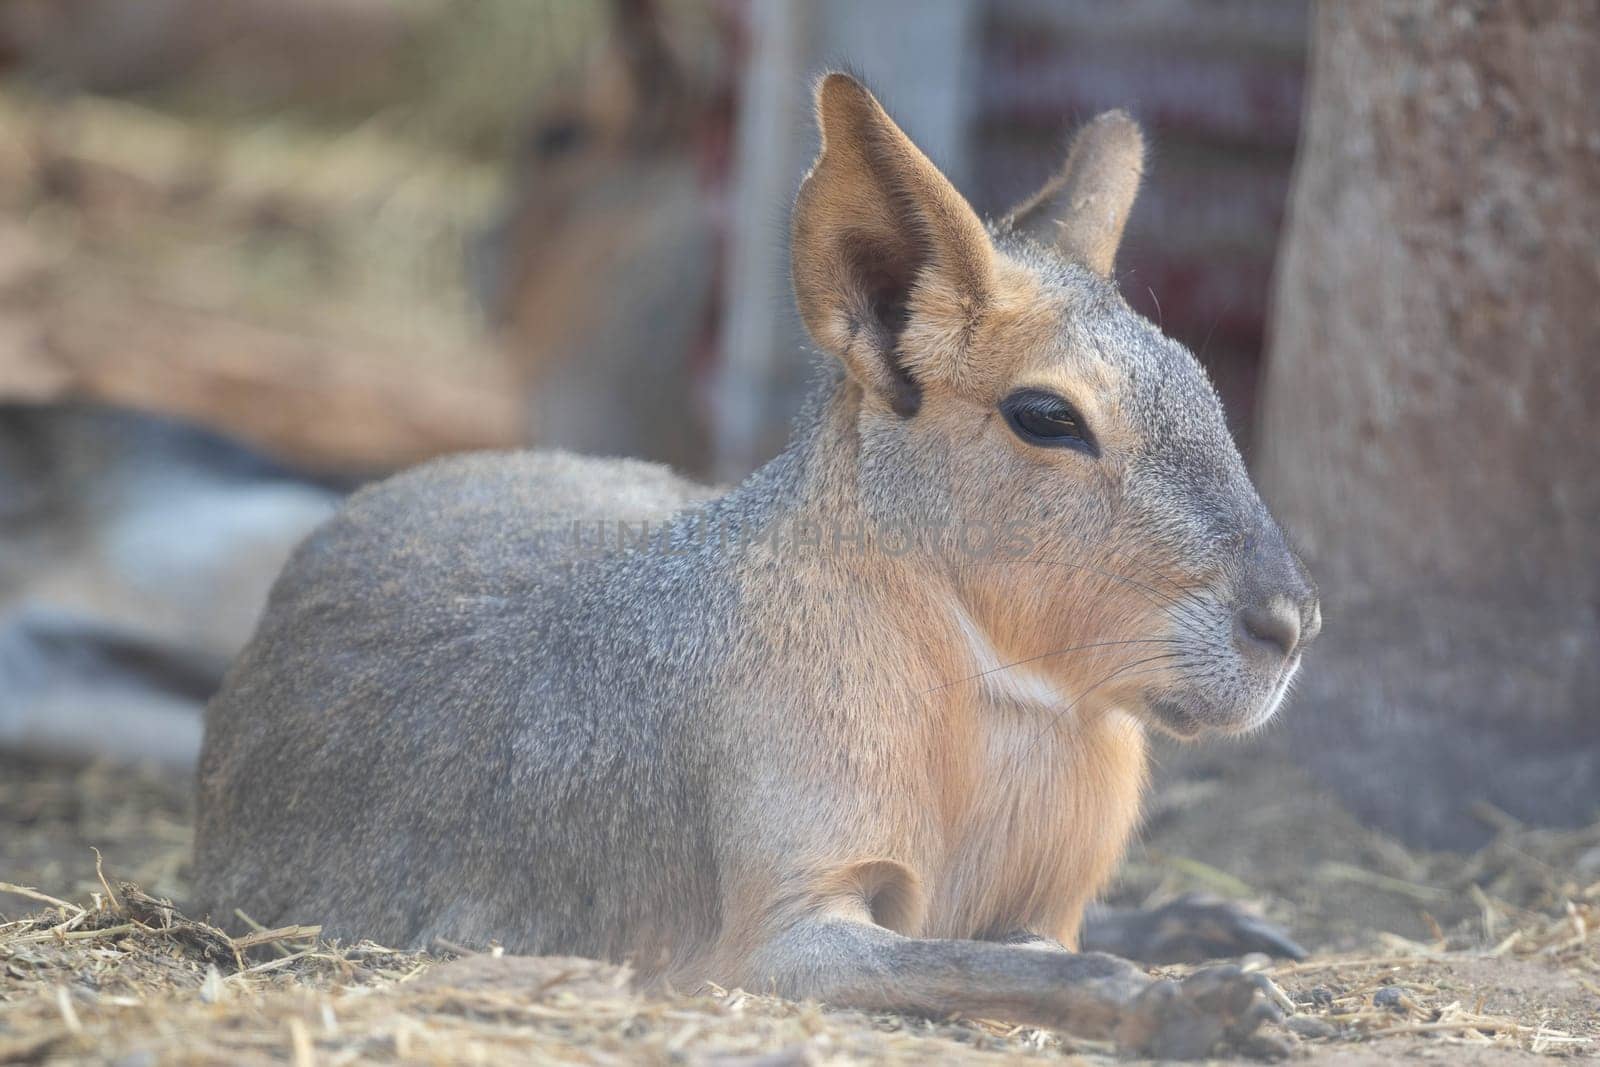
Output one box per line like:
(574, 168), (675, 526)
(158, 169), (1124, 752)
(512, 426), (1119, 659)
(1000, 389), (1099, 456)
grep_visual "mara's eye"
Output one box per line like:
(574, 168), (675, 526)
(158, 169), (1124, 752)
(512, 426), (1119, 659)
(1000, 389), (1099, 456)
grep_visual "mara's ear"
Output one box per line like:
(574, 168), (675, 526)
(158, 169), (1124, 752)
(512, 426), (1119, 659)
(791, 73), (992, 417)
(1003, 110), (1144, 277)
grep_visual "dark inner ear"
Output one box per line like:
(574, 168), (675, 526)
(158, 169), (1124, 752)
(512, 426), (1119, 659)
(844, 233), (923, 418)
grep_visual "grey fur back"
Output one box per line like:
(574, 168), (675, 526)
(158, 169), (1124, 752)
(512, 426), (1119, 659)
(193, 450), (732, 963)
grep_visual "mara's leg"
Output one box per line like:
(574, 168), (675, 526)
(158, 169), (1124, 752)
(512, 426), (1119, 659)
(1080, 893), (1306, 964)
(748, 916), (1284, 1060)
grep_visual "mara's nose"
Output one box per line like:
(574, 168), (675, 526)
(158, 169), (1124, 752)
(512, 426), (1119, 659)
(1234, 524), (1319, 663)
(1238, 599), (1302, 658)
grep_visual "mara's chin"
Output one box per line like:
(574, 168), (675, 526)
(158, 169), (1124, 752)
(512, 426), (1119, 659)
(1140, 670), (1297, 740)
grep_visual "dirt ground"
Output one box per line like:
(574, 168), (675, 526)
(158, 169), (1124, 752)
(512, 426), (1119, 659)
(2, 750), (1596, 1065)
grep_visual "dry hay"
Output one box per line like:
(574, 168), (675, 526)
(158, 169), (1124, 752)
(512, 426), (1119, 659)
(2, 757), (1598, 1064)
(0, 880), (1077, 1066)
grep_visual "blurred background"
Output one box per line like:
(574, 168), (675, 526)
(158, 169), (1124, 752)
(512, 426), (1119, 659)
(0, 0), (1306, 476)
(1, 0), (1596, 929)
(0, 0), (1313, 758)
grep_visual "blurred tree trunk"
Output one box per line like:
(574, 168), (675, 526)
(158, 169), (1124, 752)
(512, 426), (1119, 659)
(713, 0), (978, 477)
(1257, 1), (1600, 846)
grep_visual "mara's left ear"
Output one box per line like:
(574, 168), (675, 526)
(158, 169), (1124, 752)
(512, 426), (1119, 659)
(791, 73), (993, 417)
(1003, 110), (1145, 277)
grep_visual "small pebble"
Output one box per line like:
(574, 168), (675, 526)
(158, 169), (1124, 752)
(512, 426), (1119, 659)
(1308, 985), (1335, 1008)
(1373, 985), (1407, 1010)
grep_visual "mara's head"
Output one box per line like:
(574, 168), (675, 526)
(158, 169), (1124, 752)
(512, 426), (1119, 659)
(790, 73), (1319, 738)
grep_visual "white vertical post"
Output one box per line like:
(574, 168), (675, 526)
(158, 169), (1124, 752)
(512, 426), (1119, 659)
(713, 0), (809, 480)
(713, 0), (977, 479)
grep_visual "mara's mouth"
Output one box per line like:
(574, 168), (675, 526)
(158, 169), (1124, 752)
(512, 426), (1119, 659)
(1253, 653), (1302, 728)
(1142, 655), (1301, 740)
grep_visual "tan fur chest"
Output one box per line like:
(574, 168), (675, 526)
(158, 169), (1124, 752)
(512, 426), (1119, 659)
(923, 688), (1148, 947)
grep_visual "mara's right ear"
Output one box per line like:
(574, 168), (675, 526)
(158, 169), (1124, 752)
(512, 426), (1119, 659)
(1003, 110), (1145, 277)
(791, 74), (993, 417)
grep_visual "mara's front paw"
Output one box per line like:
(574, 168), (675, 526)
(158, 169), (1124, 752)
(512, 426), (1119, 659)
(1117, 965), (1289, 1060)
(1122, 893), (1306, 964)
